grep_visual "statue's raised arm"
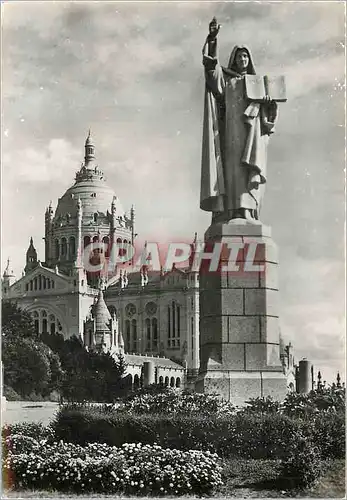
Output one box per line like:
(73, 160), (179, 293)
(200, 18), (286, 223)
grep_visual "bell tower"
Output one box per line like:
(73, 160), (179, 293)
(24, 237), (38, 274)
(2, 258), (16, 296)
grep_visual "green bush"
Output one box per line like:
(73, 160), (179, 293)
(2, 385), (21, 401)
(243, 396), (281, 414)
(280, 433), (322, 488)
(311, 411), (345, 459)
(4, 440), (223, 495)
(53, 405), (311, 459)
(281, 387), (345, 417)
(2, 422), (55, 442)
(120, 389), (235, 417)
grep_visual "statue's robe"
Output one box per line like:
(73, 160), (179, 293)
(200, 45), (276, 219)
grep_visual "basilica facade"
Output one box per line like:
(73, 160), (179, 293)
(2, 133), (198, 387)
(2, 132), (296, 391)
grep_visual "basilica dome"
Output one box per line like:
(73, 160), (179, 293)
(54, 132), (125, 220)
(44, 132), (134, 278)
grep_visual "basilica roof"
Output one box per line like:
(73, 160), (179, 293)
(54, 132), (126, 220)
(125, 354), (184, 370)
(54, 178), (125, 219)
(94, 289), (112, 332)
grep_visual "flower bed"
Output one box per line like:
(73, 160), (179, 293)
(3, 436), (223, 495)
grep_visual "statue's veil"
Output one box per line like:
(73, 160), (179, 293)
(224, 45), (256, 75)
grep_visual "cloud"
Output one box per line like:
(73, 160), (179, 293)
(2, 139), (80, 184)
(279, 255), (345, 377)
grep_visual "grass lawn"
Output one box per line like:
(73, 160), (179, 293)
(2, 459), (345, 499)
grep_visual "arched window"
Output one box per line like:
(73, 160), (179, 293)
(43, 277), (46, 290)
(38, 275), (42, 290)
(117, 237), (125, 258)
(25, 283), (28, 292)
(152, 318), (158, 350)
(47, 279), (51, 289)
(92, 235), (99, 243)
(102, 236), (109, 258)
(176, 378), (181, 388)
(132, 319), (137, 352)
(145, 318), (151, 351)
(42, 318), (48, 334)
(34, 277), (37, 290)
(55, 239), (59, 259)
(125, 320), (131, 352)
(84, 235), (91, 248)
(69, 236), (76, 260)
(51, 280), (55, 289)
(134, 374), (140, 389)
(177, 305), (180, 337)
(32, 311), (39, 334)
(159, 376), (164, 386)
(164, 376), (169, 387)
(30, 280), (33, 291)
(167, 301), (181, 348)
(61, 238), (67, 259)
(170, 377), (175, 387)
(109, 305), (116, 317)
(172, 301), (176, 339)
(49, 314), (56, 335)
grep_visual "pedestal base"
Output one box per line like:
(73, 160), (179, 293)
(197, 220), (287, 405)
(195, 370), (287, 407)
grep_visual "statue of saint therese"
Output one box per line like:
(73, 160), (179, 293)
(200, 17), (279, 222)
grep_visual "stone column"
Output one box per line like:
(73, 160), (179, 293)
(195, 220), (287, 406)
(143, 361), (155, 386)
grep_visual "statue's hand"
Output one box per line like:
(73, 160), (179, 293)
(208, 17), (221, 40)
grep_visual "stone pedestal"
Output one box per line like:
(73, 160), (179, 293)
(195, 219), (287, 407)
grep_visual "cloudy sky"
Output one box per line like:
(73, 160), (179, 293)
(2, 1), (345, 383)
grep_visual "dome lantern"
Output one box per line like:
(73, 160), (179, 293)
(84, 129), (95, 165)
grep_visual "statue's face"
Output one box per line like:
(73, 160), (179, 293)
(235, 50), (249, 73)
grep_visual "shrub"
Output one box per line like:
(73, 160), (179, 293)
(243, 396), (281, 414)
(4, 440), (223, 495)
(311, 411), (345, 459)
(280, 433), (322, 488)
(2, 385), (21, 401)
(120, 389), (236, 417)
(2, 422), (55, 442)
(53, 405), (308, 459)
(281, 387), (345, 417)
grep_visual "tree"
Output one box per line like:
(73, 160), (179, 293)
(2, 302), (64, 399)
(1, 301), (37, 339)
(41, 332), (127, 402)
(2, 337), (51, 397)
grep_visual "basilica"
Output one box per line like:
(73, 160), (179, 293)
(2, 132), (296, 391)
